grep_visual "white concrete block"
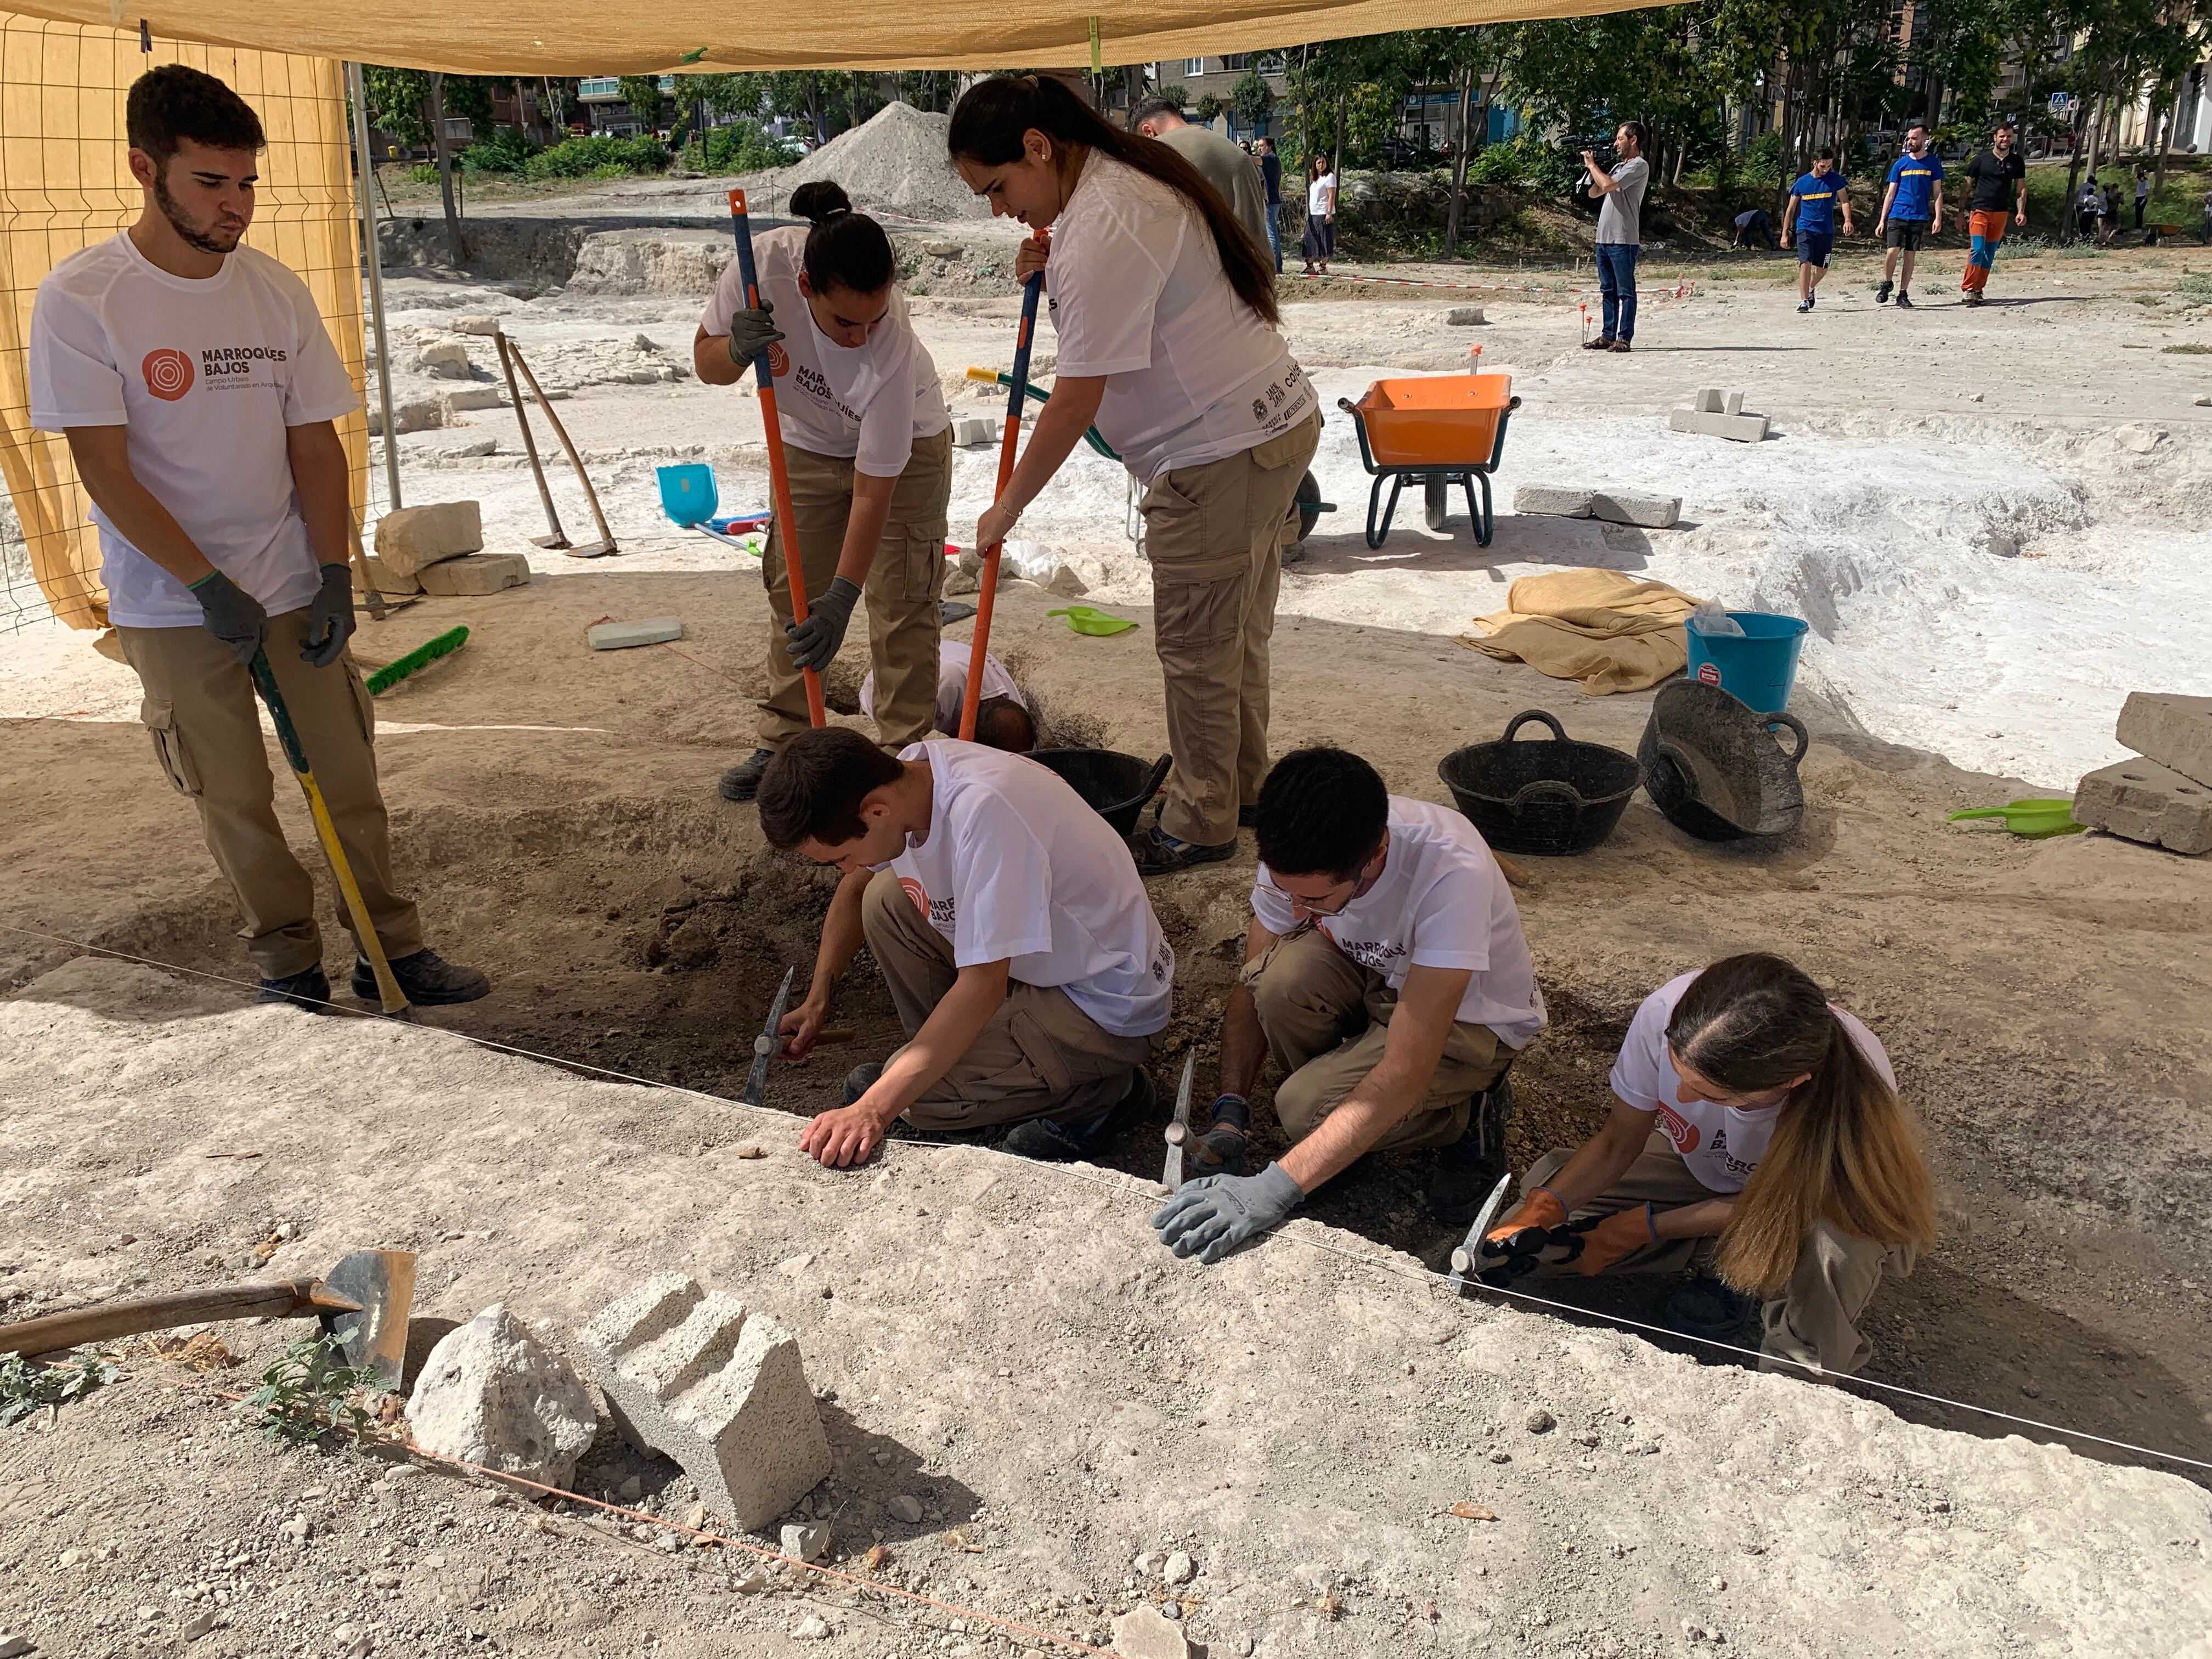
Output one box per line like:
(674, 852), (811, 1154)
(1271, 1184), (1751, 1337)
(1724, 391), (1745, 416)
(359, 554), (420, 596)
(2073, 757), (2212, 854)
(417, 552), (531, 595)
(1670, 408), (1770, 443)
(2117, 692), (2212, 788)
(583, 1274), (832, 1531)
(952, 417), (998, 448)
(587, 617), (685, 651)
(1446, 306), (1486, 325)
(1590, 490), (1683, 529)
(1512, 485), (1595, 518)
(1692, 387), (1724, 413)
(442, 386), (507, 416)
(374, 501), (483, 576)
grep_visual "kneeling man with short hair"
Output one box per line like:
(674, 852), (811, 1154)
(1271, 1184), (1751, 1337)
(1154, 747), (1545, 1262)
(759, 727), (1173, 1167)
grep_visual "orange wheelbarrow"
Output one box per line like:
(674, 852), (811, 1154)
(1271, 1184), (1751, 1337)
(1337, 373), (1520, 549)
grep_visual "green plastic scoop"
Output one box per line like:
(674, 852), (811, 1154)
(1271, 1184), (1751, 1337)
(1945, 798), (2085, 839)
(1047, 606), (1138, 637)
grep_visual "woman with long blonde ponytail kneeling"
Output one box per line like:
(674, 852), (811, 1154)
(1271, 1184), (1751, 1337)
(1480, 953), (1937, 1376)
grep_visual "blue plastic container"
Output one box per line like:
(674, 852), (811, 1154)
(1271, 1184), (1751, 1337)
(1684, 611), (1808, 714)
(657, 464), (718, 526)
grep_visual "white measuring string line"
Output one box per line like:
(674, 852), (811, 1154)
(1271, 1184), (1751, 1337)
(8, 920), (2210, 1478)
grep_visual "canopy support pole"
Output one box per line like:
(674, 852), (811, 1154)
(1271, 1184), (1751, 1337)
(347, 61), (403, 517)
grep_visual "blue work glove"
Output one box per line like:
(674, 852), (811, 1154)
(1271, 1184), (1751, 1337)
(188, 568), (268, 667)
(1152, 1161), (1302, 1265)
(301, 562), (356, 668)
(724, 302), (785, 368)
(785, 575), (862, 673)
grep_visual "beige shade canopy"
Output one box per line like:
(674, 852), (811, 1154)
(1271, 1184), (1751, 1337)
(0, 0), (1667, 76)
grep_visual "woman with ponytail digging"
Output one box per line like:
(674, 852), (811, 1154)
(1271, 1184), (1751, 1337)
(696, 181), (953, 804)
(948, 75), (1322, 876)
(1481, 953), (1937, 1376)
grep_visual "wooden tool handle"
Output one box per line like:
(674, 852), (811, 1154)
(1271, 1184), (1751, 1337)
(0, 1279), (357, 1357)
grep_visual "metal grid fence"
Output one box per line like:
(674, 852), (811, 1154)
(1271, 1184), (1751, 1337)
(0, 13), (369, 633)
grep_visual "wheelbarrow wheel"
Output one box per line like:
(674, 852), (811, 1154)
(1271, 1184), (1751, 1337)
(1294, 471), (1330, 543)
(1423, 473), (1449, 531)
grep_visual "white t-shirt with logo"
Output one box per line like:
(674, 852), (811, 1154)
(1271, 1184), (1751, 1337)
(1250, 796), (1546, 1048)
(1308, 170), (1336, 216)
(885, 741), (1172, 1037)
(860, 641), (1025, 735)
(701, 225), (949, 478)
(1608, 970), (1896, 1195)
(27, 234), (360, 629)
(1045, 153), (1316, 484)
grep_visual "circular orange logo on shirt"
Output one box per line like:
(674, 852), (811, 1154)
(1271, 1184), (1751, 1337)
(900, 877), (928, 917)
(767, 340), (790, 378)
(142, 348), (194, 400)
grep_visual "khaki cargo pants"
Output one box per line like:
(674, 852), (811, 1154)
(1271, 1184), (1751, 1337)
(760, 428), (952, 751)
(1521, 1135), (1916, 1378)
(862, 867), (1156, 1130)
(1141, 409), (1322, 845)
(119, 610), (423, 980)
(1246, 922), (1513, 1153)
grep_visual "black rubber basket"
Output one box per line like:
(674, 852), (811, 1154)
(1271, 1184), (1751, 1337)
(1028, 749), (1173, 839)
(1437, 710), (1642, 856)
(1638, 680), (1810, 842)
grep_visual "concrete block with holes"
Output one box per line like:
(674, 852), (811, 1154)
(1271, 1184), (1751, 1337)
(2116, 692), (2212, 788)
(374, 500), (482, 577)
(582, 1274), (831, 1530)
(2072, 756), (2212, 855)
(416, 552), (530, 595)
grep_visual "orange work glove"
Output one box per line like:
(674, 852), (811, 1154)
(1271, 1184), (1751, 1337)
(1482, 1185), (1568, 1255)
(1571, 1203), (1658, 1276)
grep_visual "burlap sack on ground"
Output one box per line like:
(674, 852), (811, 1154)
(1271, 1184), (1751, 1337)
(1462, 568), (1700, 694)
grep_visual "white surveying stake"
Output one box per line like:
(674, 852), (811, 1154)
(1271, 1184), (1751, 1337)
(1160, 1051), (1198, 1191)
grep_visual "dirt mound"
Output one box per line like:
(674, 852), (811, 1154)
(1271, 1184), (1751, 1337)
(780, 101), (983, 225)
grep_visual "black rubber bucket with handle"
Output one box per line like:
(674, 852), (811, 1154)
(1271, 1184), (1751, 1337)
(1437, 710), (1643, 856)
(1028, 748), (1173, 839)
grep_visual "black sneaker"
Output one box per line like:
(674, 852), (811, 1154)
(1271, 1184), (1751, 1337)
(1000, 1069), (1158, 1163)
(1876, 279), (1893, 303)
(1895, 289), (1914, 309)
(352, 948), (490, 1007)
(1425, 1077), (1516, 1225)
(1128, 826), (1236, 878)
(1795, 298), (1813, 313)
(1608, 339), (1633, 353)
(1580, 335), (1617, 350)
(718, 748), (777, 803)
(256, 964), (331, 1011)
(841, 1062), (884, 1105)
(1664, 1273), (1760, 1348)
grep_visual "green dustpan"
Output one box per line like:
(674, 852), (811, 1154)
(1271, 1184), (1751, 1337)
(1047, 605), (1138, 637)
(1946, 798), (2085, 839)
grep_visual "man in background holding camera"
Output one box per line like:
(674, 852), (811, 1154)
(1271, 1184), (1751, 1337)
(1582, 121), (1650, 354)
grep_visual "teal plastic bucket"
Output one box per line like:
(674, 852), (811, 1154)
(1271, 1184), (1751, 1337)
(1684, 611), (1808, 714)
(657, 464), (718, 526)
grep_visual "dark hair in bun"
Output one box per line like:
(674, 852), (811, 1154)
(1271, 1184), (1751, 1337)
(788, 179), (895, 296)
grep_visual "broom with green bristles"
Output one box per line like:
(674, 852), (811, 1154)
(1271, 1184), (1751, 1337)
(364, 626), (469, 696)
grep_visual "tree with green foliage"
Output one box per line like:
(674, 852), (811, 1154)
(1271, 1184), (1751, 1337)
(1232, 70), (1276, 133)
(1193, 93), (1225, 123)
(362, 66), (432, 150)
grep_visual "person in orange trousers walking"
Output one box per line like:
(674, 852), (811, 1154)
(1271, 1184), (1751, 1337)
(1959, 121), (2028, 308)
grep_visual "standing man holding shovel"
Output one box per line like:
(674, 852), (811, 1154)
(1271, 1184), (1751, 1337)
(30, 65), (487, 1011)
(696, 182), (954, 802)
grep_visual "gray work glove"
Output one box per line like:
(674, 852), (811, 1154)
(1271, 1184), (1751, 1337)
(1152, 1161), (1302, 1265)
(724, 302), (785, 369)
(785, 575), (862, 673)
(301, 562), (356, 669)
(188, 568), (269, 667)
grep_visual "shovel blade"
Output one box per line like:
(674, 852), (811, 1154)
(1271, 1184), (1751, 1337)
(317, 1249), (416, 1390)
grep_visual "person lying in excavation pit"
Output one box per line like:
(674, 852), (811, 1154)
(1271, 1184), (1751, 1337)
(859, 639), (1035, 752)
(1477, 952), (1938, 1376)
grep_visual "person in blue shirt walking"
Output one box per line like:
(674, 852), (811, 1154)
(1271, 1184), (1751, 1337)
(1782, 150), (1855, 313)
(1875, 121), (1944, 308)
(1257, 137), (1284, 274)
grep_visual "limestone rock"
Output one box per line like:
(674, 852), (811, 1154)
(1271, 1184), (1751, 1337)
(1111, 1605), (1192, 1659)
(403, 1304), (599, 1487)
(416, 552), (532, 596)
(374, 501), (482, 577)
(416, 336), (475, 379)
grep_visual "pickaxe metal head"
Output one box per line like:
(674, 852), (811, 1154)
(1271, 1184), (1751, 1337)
(315, 1249), (416, 1389)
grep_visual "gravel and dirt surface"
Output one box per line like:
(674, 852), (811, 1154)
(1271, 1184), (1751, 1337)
(3, 153), (2211, 1658)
